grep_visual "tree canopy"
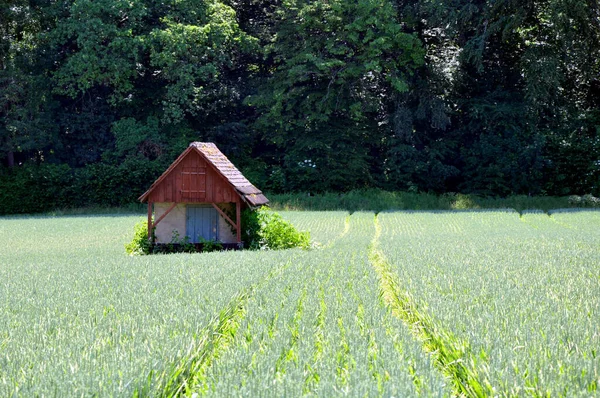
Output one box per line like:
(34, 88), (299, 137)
(1, 0), (599, 209)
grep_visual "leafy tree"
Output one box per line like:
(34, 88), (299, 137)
(399, 0), (599, 195)
(0, 0), (57, 167)
(46, 0), (257, 159)
(250, 0), (425, 191)
(1, 0), (600, 213)
(382, 0), (459, 192)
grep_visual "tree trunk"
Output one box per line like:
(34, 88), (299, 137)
(7, 151), (14, 168)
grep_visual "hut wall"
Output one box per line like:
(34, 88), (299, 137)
(154, 202), (237, 244)
(154, 203), (186, 244)
(148, 150), (238, 204)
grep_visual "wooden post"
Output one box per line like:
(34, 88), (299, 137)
(236, 199), (241, 244)
(147, 201), (153, 244)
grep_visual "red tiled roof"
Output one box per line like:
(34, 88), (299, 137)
(138, 142), (269, 207)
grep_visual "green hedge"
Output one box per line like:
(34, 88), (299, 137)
(0, 159), (165, 215)
(267, 189), (600, 213)
(2, 163), (598, 216)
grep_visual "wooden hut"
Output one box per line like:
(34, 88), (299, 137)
(139, 142), (269, 247)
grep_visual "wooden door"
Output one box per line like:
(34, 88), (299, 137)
(186, 205), (218, 243)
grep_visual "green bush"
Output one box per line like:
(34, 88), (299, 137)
(145, 230), (225, 255)
(198, 237), (223, 253)
(242, 207), (310, 250)
(162, 230), (196, 253)
(125, 219), (152, 255)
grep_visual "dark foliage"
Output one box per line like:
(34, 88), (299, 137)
(1, 0), (599, 214)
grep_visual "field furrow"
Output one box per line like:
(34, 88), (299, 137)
(0, 216), (304, 396)
(1, 209), (597, 396)
(200, 213), (448, 397)
(368, 215), (493, 396)
(377, 211), (600, 396)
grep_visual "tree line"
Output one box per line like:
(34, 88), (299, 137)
(1, 0), (599, 210)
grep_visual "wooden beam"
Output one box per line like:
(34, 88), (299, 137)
(236, 199), (241, 244)
(153, 202), (177, 228)
(211, 203), (236, 229)
(147, 201), (153, 243)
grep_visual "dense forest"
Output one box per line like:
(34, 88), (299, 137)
(1, 0), (599, 212)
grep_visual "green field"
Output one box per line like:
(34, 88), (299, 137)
(1, 210), (599, 396)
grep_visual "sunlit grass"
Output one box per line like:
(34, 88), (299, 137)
(1, 210), (598, 396)
(0, 215), (303, 396)
(378, 210), (600, 396)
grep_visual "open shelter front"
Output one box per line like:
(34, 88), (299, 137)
(138, 142), (269, 246)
